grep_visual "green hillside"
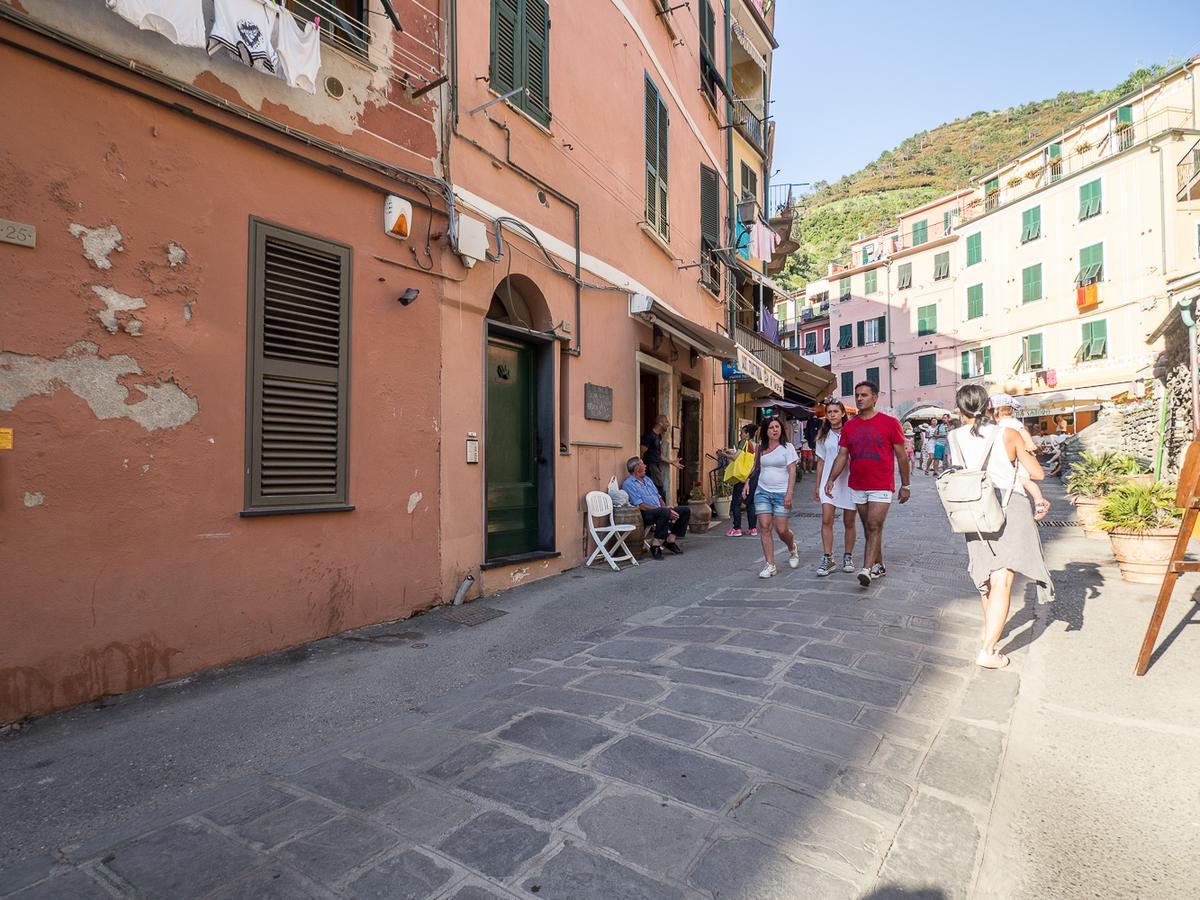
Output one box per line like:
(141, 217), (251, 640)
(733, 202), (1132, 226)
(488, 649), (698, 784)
(778, 65), (1169, 289)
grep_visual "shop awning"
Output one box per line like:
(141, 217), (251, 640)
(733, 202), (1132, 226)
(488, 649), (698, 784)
(780, 348), (836, 403)
(629, 293), (737, 358)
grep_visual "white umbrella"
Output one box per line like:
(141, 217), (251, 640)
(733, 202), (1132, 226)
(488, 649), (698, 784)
(903, 405), (953, 420)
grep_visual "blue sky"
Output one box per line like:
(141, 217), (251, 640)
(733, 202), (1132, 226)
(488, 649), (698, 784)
(771, 0), (1198, 189)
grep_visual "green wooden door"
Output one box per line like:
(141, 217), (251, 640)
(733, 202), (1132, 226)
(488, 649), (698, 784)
(487, 337), (539, 559)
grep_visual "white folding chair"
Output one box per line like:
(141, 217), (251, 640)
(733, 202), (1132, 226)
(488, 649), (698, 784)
(584, 491), (640, 571)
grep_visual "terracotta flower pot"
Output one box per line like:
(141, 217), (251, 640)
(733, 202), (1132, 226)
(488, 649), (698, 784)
(687, 500), (712, 534)
(1107, 527), (1180, 584)
(1072, 496), (1107, 540)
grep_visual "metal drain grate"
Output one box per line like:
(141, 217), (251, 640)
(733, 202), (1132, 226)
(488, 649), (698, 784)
(1037, 520), (1079, 528)
(438, 605), (508, 626)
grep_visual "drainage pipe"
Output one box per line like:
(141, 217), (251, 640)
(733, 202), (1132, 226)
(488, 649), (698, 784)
(452, 574), (476, 606)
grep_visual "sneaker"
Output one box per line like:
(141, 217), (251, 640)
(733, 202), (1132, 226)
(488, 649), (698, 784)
(857, 567), (872, 587)
(842, 553), (855, 573)
(748, 528), (758, 536)
(869, 563), (887, 579)
(816, 555), (834, 577)
(758, 564), (777, 579)
(726, 528), (742, 537)
(788, 548), (800, 569)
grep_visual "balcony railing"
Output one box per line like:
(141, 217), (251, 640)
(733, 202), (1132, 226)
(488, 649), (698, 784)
(1178, 138), (1200, 199)
(768, 183), (809, 219)
(734, 98), (766, 154)
(735, 323), (782, 374)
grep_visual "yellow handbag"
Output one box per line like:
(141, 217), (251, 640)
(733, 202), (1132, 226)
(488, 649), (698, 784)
(723, 444), (756, 484)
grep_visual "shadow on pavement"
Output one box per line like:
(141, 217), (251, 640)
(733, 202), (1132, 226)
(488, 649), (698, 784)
(999, 560), (1104, 656)
(1145, 597), (1200, 671)
(862, 886), (948, 900)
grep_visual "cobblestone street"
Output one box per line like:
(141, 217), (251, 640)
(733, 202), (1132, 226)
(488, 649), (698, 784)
(3, 483), (1199, 899)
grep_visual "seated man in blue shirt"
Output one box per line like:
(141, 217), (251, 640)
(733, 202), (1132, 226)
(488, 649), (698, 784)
(621, 456), (690, 560)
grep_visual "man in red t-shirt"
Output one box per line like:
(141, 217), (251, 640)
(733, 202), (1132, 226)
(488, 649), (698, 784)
(823, 380), (911, 586)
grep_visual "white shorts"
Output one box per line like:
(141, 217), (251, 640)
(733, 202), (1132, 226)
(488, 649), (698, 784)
(850, 489), (893, 505)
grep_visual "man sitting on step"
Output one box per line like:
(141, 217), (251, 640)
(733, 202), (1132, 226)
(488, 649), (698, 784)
(621, 456), (690, 560)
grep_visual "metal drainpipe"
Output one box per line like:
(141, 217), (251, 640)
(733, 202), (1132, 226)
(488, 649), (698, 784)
(725, 0), (737, 447)
(884, 261), (894, 406)
(1151, 139), (1168, 276)
(1185, 299), (1200, 438)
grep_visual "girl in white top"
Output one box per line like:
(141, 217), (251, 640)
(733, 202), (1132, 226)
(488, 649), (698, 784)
(742, 417), (799, 578)
(812, 400), (857, 577)
(949, 384), (1053, 670)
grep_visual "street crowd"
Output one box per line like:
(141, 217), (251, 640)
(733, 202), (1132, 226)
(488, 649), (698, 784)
(617, 381), (1055, 672)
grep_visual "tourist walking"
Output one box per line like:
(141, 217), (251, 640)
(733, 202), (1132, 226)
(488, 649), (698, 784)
(929, 414), (951, 476)
(948, 385), (1054, 669)
(812, 400), (857, 576)
(822, 380), (910, 586)
(743, 416), (799, 578)
(723, 423), (759, 536)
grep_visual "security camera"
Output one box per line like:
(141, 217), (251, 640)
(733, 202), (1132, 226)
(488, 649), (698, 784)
(398, 288), (420, 305)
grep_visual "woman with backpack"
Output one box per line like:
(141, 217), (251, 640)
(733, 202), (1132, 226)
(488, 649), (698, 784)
(947, 385), (1054, 670)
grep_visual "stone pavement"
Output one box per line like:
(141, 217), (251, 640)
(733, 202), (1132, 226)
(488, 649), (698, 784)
(3, 482), (1027, 900)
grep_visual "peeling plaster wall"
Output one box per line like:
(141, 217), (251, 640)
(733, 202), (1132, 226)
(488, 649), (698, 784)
(0, 32), (445, 723)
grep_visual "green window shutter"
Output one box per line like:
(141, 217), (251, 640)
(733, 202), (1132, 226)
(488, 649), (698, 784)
(856, 320), (865, 346)
(1026, 333), (1044, 368)
(699, 165), (720, 245)
(961, 351), (970, 378)
(898, 262), (912, 289)
(934, 251), (949, 280)
(985, 177), (999, 195)
(866, 366), (880, 387)
(490, 0), (520, 98)
(1079, 179), (1101, 220)
(982, 345), (992, 375)
(862, 247), (869, 266)
(865, 268), (877, 294)
(876, 315), (886, 343)
(1117, 105), (1132, 125)
(1077, 243), (1104, 284)
(967, 284), (983, 319)
(1048, 142), (1062, 160)
(838, 323), (852, 349)
(917, 304), (936, 335)
(523, 0), (551, 124)
(912, 220), (928, 246)
(699, 0), (714, 53)
(967, 232), (981, 266)
(1085, 320), (1108, 360)
(1022, 206), (1041, 242)
(841, 371), (854, 396)
(943, 211), (952, 234)
(840, 277), (851, 301)
(919, 353), (937, 386)
(644, 78), (669, 240)
(1022, 264), (1042, 303)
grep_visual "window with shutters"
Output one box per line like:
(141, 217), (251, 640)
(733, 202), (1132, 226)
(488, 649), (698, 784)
(839, 277), (851, 301)
(961, 346), (991, 378)
(859, 316), (885, 345)
(966, 232), (981, 266)
(244, 220), (352, 514)
(1023, 333), (1044, 370)
(837, 323), (853, 349)
(911, 220), (928, 247)
(864, 268), (877, 294)
(1077, 319), (1108, 361)
(1079, 179), (1102, 220)
(865, 366), (880, 387)
(697, 0), (722, 106)
(1045, 142), (1063, 181)
(490, 0), (551, 126)
(804, 331), (817, 354)
(740, 161), (759, 206)
(933, 252), (950, 280)
(984, 177), (1000, 211)
(822, 327), (830, 351)
(917, 304), (936, 336)
(1022, 264), (1042, 303)
(967, 284), (983, 320)
(699, 164), (721, 292)
(1114, 105), (1134, 151)
(1021, 206), (1041, 243)
(1075, 243), (1104, 286)
(897, 262), (912, 290)
(644, 76), (670, 241)
(841, 371), (854, 396)
(918, 353), (937, 386)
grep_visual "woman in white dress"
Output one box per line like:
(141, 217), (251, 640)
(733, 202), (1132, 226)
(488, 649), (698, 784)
(949, 385), (1054, 669)
(812, 400), (857, 576)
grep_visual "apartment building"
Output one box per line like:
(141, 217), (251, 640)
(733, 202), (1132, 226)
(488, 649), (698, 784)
(829, 57), (1200, 430)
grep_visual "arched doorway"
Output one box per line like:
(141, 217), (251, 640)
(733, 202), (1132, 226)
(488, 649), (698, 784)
(484, 276), (556, 563)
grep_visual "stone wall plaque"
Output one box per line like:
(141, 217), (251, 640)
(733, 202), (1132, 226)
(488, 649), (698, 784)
(584, 383), (613, 421)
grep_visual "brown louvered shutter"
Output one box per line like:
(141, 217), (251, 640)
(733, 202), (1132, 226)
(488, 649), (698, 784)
(245, 220), (351, 513)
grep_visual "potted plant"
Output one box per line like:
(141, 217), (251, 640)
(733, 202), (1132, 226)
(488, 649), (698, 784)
(687, 482), (712, 533)
(713, 480), (733, 519)
(1066, 451), (1139, 539)
(1006, 175), (1023, 188)
(1075, 140), (1094, 155)
(1024, 166), (1044, 181)
(1099, 482), (1182, 583)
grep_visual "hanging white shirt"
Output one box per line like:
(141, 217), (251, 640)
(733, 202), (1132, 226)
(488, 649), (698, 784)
(274, 10), (322, 94)
(106, 0), (206, 49)
(209, 0), (279, 74)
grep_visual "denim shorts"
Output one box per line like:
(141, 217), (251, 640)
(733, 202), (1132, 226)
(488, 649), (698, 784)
(753, 488), (789, 517)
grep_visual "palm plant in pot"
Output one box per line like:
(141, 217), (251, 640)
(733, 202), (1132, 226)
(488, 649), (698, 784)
(1099, 482), (1182, 584)
(1067, 452), (1146, 538)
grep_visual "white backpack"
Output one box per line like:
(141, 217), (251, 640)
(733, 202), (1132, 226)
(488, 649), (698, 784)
(935, 429), (1013, 535)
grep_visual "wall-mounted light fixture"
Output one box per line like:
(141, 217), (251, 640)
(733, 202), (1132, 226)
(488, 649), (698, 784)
(397, 288), (420, 306)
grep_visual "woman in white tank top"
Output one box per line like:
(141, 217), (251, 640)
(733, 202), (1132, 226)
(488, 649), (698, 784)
(949, 385), (1054, 670)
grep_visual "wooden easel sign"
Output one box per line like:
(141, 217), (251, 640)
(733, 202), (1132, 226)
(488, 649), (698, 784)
(1136, 440), (1200, 675)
